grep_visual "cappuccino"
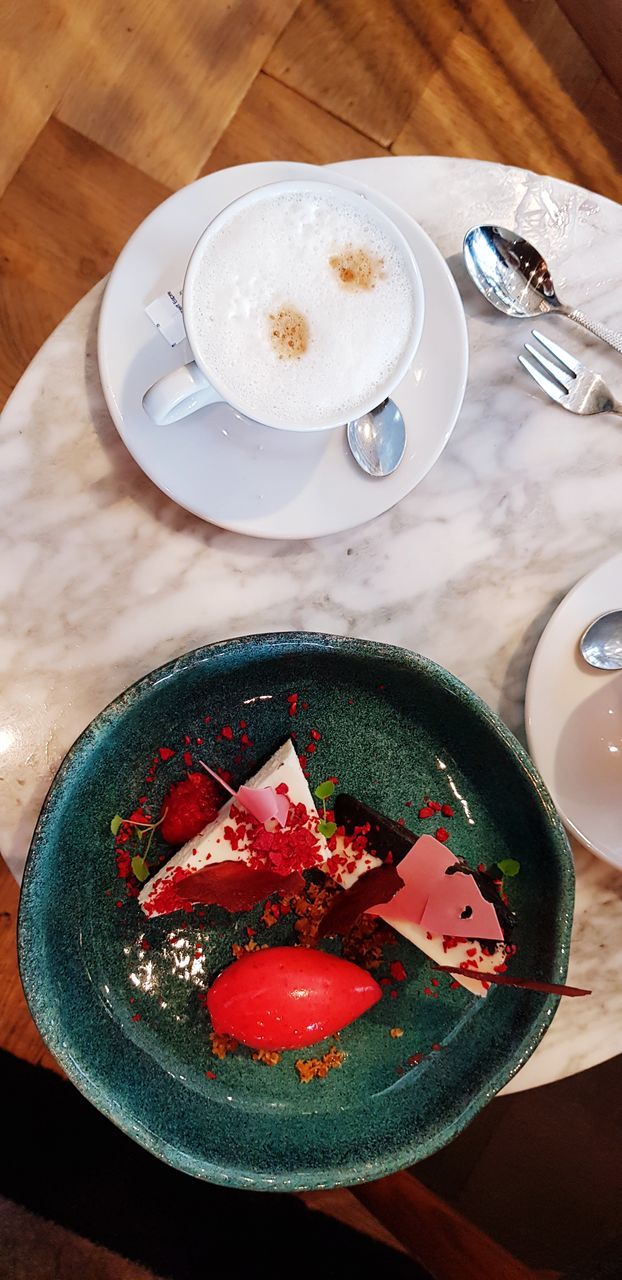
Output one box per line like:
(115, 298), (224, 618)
(188, 186), (417, 429)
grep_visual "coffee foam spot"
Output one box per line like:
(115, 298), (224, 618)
(268, 306), (309, 359)
(329, 247), (384, 290)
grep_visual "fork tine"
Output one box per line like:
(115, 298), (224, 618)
(518, 354), (567, 403)
(523, 341), (574, 388)
(531, 328), (582, 374)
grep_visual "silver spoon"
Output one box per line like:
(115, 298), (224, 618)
(464, 225), (622, 355)
(347, 398), (406, 476)
(580, 611), (622, 670)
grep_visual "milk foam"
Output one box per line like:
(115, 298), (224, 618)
(189, 190), (416, 428)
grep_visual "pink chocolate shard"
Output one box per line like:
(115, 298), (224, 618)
(200, 762), (289, 828)
(368, 834), (503, 942)
(420, 871), (504, 941)
(237, 784), (289, 828)
(368, 835), (460, 926)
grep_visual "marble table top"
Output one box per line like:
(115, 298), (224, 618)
(2, 156), (622, 1094)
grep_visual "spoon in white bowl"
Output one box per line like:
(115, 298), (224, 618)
(347, 398), (407, 477)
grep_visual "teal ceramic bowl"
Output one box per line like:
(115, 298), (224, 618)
(19, 633), (573, 1190)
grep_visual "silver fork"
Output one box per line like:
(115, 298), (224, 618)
(518, 329), (622, 416)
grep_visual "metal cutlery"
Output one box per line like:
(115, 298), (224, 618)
(464, 225), (622, 355)
(518, 329), (622, 416)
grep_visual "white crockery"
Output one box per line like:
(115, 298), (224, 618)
(142, 178), (425, 431)
(526, 549), (622, 870)
(97, 161), (468, 538)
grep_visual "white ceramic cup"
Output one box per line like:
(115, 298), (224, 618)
(142, 178), (425, 431)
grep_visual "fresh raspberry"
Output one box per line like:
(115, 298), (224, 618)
(160, 772), (225, 845)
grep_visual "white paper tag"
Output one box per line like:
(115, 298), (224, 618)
(145, 290), (187, 347)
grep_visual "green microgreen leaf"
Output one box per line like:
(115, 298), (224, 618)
(131, 855), (150, 883)
(319, 819), (337, 839)
(110, 814), (123, 836)
(315, 780), (335, 801)
(497, 858), (521, 878)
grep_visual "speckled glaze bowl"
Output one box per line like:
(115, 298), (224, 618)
(19, 633), (573, 1190)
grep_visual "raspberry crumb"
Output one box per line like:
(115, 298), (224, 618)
(418, 806), (434, 819)
(435, 827), (450, 843)
(441, 804), (454, 817)
(158, 747), (175, 761)
(205, 1070), (217, 1079)
(221, 726), (234, 740)
(389, 960), (407, 983)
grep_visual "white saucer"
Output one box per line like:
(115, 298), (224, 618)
(526, 550), (622, 870)
(97, 161), (468, 539)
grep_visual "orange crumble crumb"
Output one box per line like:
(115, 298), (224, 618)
(295, 1045), (345, 1083)
(252, 1048), (282, 1067)
(231, 938), (267, 959)
(209, 1030), (239, 1060)
(342, 914), (392, 972)
(390, 1027), (404, 1039)
(261, 901), (281, 928)
(290, 881), (340, 947)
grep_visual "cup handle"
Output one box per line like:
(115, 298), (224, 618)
(142, 362), (222, 425)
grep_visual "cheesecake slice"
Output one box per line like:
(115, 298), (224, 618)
(140, 739), (327, 918)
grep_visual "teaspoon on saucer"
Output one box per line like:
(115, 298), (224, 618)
(464, 225), (622, 355)
(580, 610), (622, 670)
(347, 398), (406, 477)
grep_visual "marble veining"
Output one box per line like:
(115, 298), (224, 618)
(2, 157), (622, 1093)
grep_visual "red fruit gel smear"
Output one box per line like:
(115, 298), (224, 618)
(175, 862), (304, 912)
(208, 946), (381, 1050)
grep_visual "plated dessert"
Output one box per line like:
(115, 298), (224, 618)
(111, 729), (582, 1084)
(20, 633), (575, 1187)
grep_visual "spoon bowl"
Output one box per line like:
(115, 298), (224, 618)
(463, 224), (622, 354)
(463, 225), (561, 318)
(580, 610), (622, 670)
(347, 398), (407, 477)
